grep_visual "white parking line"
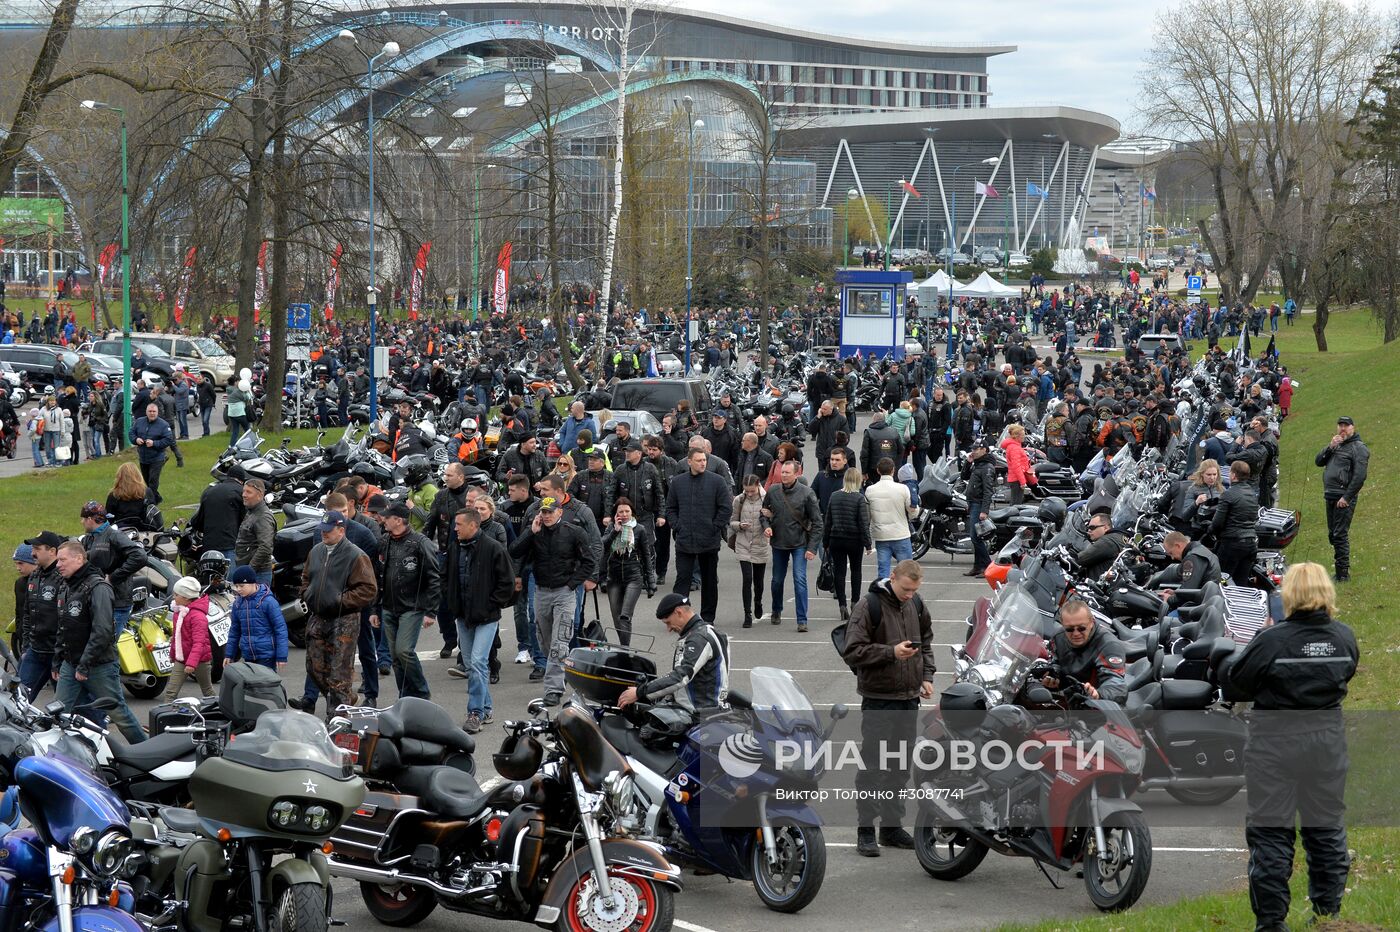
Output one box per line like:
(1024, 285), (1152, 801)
(818, 843), (1245, 853)
(733, 640), (964, 648)
(675, 920), (725, 932)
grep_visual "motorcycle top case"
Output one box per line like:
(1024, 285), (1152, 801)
(564, 646), (658, 705)
(1255, 507), (1299, 549)
(218, 662), (287, 730)
(272, 519), (318, 569)
(148, 695), (220, 736)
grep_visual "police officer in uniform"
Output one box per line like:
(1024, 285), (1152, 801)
(1224, 563), (1359, 931)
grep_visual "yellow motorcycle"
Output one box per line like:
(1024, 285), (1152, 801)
(118, 606), (174, 699)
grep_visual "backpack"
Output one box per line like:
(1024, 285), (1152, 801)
(831, 590), (927, 674)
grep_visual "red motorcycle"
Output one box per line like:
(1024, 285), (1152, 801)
(915, 582), (1152, 912)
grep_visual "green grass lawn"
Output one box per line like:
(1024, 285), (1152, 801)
(1004, 307), (1400, 931)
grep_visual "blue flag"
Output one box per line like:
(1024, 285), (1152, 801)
(1026, 182), (1049, 199)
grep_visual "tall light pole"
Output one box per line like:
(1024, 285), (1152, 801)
(946, 156), (1000, 361)
(80, 99), (131, 442)
(843, 187), (858, 266)
(339, 30), (400, 422)
(883, 179), (906, 271)
(681, 96), (702, 375)
(470, 162), (495, 321)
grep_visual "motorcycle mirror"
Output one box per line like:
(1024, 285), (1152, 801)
(526, 697), (548, 717)
(1024, 685), (1054, 705)
(829, 703), (849, 722)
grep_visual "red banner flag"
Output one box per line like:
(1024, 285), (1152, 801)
(900, 180), (921, 198)
(173, 246), (197, 325)
(253, 240), (268, 324)
(408, 241), (431, 321)
(97, 243), (119, 289)
(324, 243), (343, 320)
(491, 242), (512, 316)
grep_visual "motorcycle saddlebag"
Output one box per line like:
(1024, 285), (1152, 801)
(218, 662), (287, 730)
(147, 695), (220, 736)
(564, 646), (657, 705)
(1152, 710), (1245, 777)
(272, 519), (319, 569)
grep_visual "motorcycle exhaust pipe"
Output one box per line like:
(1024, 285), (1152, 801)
(1139, 775), (1246, 790)
(329, 860), (483, 898)
(281, 599), (308, 623)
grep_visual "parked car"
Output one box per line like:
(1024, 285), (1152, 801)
(655, 351), (683, 376)
(609, 377), (713, 423)
(974, 248), (1004, 266)
(1148, 254), (1172, 270)
(950, 252), (973, 266)
(1195, 253), (1214, 270)
(1006, 252), (1032, 268)
(115, 331), (236, 385)
(1136, 333), (1184, 356)
(80, 339), (178, 382)
(0, 344), (119, 387)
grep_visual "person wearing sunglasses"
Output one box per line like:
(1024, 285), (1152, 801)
(1074, 513), (1128, 580)
(1040, 600), (1127, 702)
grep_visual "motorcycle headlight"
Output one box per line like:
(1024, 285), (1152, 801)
(603, 770), (634, 814)
(270, 800), (301, 828)
(91, 831), (131, 876)
(70, 826), (97, 855)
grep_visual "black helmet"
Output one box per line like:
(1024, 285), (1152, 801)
(1036, 496), (1068, 528)
(493, 732), (544, 780)
(352, 462), (379, 480)
(981, 704), (1036, 743)
(1192, 375), (1208, 390)
(939, 681), (988, 713)
(780, 403), (795, 418)
(196, 550), (230, 586)
(399, 453), (432, 489)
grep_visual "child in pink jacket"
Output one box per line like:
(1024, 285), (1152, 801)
(163, 576), (215, 701)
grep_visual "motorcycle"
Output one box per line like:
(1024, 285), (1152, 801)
(328, 700), (682, 931)
(911, 458), (984, 560)
(133, 707), (364, 932)
(568, 649), (838, 913)
(920, 584), (1152, 910)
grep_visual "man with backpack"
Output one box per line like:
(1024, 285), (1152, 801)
(860, 408), (901, 485)
(840, 559), (936, 858)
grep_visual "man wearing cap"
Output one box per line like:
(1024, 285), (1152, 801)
(569, 449), (611, 531)
(509, 496), (596, 706)
(298, 509), (379, 717)
(80, 503), (146, 637)
(964, 440), (996, 576)
(373, 502), (440, 700)
(51, 541), (146, 744)
(235, 479), (276, 587)
(18, 536), (61, 700)
(130, 401), (174, 503)
(617, 593), (729, 715)
(192, 473), (246, 567)
(423, 463), (471, 660)
(699, 410), (740, 474)
(1316, 417), (1370, 582)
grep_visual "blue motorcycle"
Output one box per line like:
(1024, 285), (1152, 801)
(2, 754), (143, 932)
(567, 651), (843, 913)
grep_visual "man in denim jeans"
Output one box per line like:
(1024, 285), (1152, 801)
(446, 508), (516, 733)
(372, 503), (440, 701)
(510, 497), (596, 707)
(762, 461), (822, 633)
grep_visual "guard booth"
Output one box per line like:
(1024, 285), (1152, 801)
(836, 268), (913, 361)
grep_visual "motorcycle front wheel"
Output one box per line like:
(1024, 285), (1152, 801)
(1164, 784), (1241, 807)
(274, 882), (329, 932)
(558, 868), (674, 932)
(360, 881), (438, 927)
(1083, 811), (1153, 912)
(913, 808), (988, 880)
(749, 821), (826, 913)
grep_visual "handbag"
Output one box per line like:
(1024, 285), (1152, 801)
(579, 588), (607, 644)
(816, 553), (835, 593)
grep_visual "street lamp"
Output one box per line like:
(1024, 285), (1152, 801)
(80, 99), (132, 443)
(682, 95), (702, 375)
(339, 29), (400, 422)
(945, 156), (1000, 361)
(843, 188), (858, 266)
(471, 162), (496, 321)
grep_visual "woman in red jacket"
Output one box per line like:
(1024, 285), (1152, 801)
(163, 576), (215, 701)
(1000, 423), (1037, 505)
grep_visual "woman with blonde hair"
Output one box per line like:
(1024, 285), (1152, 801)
(730, 474), (771, 627)
(1225, 561), (1359, 932)
(1160, 457), (1225, 534)
(1000, 422), (1036, 505)
(106, 462), (153, 528)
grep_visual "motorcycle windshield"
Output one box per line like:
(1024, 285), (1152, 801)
(1110, 486), (1143, 530)
(222, 709), (353, 779)
(748, 667), (820, 736)
(969, 587), (1051, 698)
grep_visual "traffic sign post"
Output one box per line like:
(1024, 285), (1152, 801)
(286, 304), (312, 362)
(1186, 274), (1202, 305)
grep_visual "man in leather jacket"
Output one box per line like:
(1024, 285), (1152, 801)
(617, 593), (728, 715)
(1159, 531), (1221, 608)
(1315, 416), (1369, 582)
(1042, 600), (1127, 702)
(79, 501), (146, 637)
(1211, 460), (1260, 586)
(1075, 513), (1129, 579)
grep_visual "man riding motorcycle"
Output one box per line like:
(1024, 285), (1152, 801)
(1040, 599), (1127, 702)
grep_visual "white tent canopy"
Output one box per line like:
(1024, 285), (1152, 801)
(916, 269), (962, 308)
(958, 271), (1022, 299)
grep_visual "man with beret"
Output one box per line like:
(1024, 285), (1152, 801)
(616, 593), (729, 714)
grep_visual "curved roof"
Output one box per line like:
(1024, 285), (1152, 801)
(784, 105), (1121, 150)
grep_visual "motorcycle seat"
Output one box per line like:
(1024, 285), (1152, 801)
(600, 715), (684, 780)
(1126, 683), (1161, 714)
(159, 806), (203, 834)
(1160, 678), (1214, 710)
(377, 697), (476, 755)
(1032, 461), (1064, 476)
(111, 731), (197, 773)
(1176, 598), (1224, 621)
(1123, 658), (1156, 692)
(419, 766), (488, 820)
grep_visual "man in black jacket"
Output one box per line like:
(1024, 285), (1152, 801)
(79, 501), (146, 637)
(51, 541), (145, 744)
(1211, 460), (1260, 586)
(806, 400), (845, 465)
(733, 433), (774, 493)
(1076, 513), (1129, 579)
(423, 462), (471, 659)
(1315, 416), (1369, 581)
(445, 508), (515, 732)
(1159, 531), (1221, 604)
(568, 450), (611, 530)
(510, 497), (596, 706)
(964, 441), (996, 575)
(20, 531), (64, 700)
(373, 503), (441, 701)
(644, 437), (678, 584)
(860, 409), (902, 485)
(699, 410), (740, 473)
(235, 479), (275, 587)
(665, 448), (733, 625)
(192, 475), (245, 564)
(496, 435), (548, 486)
(1041, 600), (1127, 702)
(606, 440), (662, 525)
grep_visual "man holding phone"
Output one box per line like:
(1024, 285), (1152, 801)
(841, 559), (936, 857)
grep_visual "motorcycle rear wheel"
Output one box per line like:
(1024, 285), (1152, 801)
(360, 881), (438, 927)
(1165, 784), (1241, 807)
(911, 527), (931, 561)
(913, 809), (988, 880)
(558, 868), (674, 932)
(1083, 811), (1152, 912)
(274, 882), (329, 932)
(749, 821), (826, 913)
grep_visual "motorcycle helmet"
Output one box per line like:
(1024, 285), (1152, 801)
(780, 403), (795, 418)
(939, 681), (988, 713)
(981, 704), (1037, 744)
(196, 550), (230, 586)
(493, 732), (544, 780)
(1036, 496), (1068, 528)
(460, 417), (479, 437)
(399, 453), (432, 489)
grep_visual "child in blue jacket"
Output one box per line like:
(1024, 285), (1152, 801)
(226, 566), (288, 670)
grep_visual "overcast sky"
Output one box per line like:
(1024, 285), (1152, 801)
(684, 0), (1170, 124)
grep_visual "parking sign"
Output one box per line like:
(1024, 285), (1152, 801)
(287, 304), (313, 330)
(1186, 275), (1203, 293)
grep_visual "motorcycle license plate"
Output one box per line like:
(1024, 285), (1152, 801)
(152, 644), (174, 674)
(208, 616), (231, 647)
